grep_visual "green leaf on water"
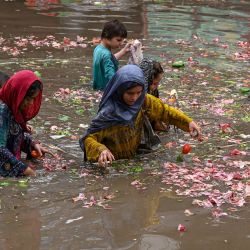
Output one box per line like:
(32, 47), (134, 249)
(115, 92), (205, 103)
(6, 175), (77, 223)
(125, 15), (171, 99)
(225, 80), (235, 85)
(239, 87), (250, 94)
(170, 74), (181, 79)
(34, 71), (42, 78)
(129, 166), (143, 173)
(176, 154), (184, 162)
(18, 179), (28, 184)
(75, 108), (84, 115)
(69, 169), (78, 175)
(241, 115), (250, 122)
(56, 129), (71, 136)
(71, 98), (82, 105)
(0, 181), (11, 187)
(58, 115), (70, 122)
(94, 1), (106, 6)
(18, 183), (28, 188)
(172, 61), (185, 68)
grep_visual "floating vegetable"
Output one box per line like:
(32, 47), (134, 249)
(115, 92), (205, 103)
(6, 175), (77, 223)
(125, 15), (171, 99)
(31, 150), (41, 158)
(17, 179), (29, 188)
(182, 144), (192, 154)
(172, 61), (185, 68)
(239, 87), (250, 94)
(0, 181), (11, 187)
(34, 71), (42, 78)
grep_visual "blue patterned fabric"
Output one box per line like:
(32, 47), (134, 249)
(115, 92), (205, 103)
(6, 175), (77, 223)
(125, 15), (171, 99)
(0, 101), (32, 177)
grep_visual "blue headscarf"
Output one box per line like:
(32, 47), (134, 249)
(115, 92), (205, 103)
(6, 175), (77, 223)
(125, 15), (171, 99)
(79, 64), (146, 152)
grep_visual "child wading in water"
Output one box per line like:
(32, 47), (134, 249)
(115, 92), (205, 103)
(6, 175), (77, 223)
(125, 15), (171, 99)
(0, 70), (53, 177)
(80, 65), (202, 167)
(92, 19), (131, 90)
(140, 58), (164, 98)
(140, 58), (169, 131)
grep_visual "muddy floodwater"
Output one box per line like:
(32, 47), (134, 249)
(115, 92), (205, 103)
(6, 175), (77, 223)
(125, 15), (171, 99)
(0, 0), (250, 249)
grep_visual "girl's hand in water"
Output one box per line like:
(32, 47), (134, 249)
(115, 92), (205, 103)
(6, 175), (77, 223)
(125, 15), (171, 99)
(33, 143), (57, 158)
(98, 149), (115, 167)
(189, 121), (202, 141)
(23, 166), (36, 177)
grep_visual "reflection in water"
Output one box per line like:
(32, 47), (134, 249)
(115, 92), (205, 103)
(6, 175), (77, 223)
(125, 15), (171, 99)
(98, 184), (181, 249)
(145, 3), (249, 42)
(140, 234), (180, 250)
(25, 0), (61, 10)
(0, 194), (41, 250)
(23, 0), (144, 39)
(100, 190), (159, 248)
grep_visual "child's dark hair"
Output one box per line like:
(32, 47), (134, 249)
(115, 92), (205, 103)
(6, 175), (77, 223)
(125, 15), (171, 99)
(152, 61), (164, 79)
(101, 20), (127, 40)
(26, 80), (42, 97)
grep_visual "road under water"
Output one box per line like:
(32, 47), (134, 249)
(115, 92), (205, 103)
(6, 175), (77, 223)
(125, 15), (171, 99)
(0, 0), (249, 249)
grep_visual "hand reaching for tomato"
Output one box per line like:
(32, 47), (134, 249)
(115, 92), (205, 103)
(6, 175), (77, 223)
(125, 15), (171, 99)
(189, 121), (202, 141)
(32, 143), (57, 158)
(31, 150), (41, 158)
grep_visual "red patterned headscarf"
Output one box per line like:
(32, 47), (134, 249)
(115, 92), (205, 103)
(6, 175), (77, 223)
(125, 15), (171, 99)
(0, 70), (42, 131)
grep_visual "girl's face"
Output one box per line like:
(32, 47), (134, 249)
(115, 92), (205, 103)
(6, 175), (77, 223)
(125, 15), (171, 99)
(19, 90), (39, 112)
(150, 73), (163, 91)
(123, 85), (143, 106)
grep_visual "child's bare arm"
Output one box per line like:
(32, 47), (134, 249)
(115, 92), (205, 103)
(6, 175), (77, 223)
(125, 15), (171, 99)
(114, 42), (131, 60)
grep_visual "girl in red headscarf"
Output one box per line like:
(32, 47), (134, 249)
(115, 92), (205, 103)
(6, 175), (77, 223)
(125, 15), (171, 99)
(0, 70), (52, 177)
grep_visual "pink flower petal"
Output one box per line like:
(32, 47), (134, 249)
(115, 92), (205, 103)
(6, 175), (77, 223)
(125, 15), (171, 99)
(230, 149), (247, 156)
(177, 224), (186, 232)
(184, 209), (194, 216)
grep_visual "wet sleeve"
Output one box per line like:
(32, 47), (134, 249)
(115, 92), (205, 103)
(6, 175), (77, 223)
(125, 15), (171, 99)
(84, 131), (108, 162)
(145, 94), (193, 132)
(102, 53), (116, 82)
(0, 147), (28, 175)
(0, 110), (9, 148)
(22, 133), (34, 154)
(0, 112), (27, 175)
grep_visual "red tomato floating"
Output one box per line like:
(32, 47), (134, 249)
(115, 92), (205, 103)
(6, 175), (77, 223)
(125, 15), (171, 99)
(31, 150), (41, 158)
(182, 144), (192, 154)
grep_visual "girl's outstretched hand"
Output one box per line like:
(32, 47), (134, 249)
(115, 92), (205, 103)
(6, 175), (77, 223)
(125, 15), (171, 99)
(189, 121), (202, 141)
(98, 149), (115, 167)
(33, 143), (57, 158)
